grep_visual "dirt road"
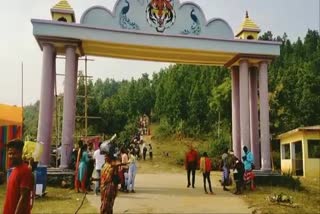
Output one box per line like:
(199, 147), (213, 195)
(87, 173), (252, 214)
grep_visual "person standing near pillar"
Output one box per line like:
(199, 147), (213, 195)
(220, 148), (231, 191)
(242, 146), (255, 190)
(76, 144), (89, 193)
(232, 157), (245, 195)
(185, 145), (198, 188)
(74, 140), (83, 191)
(86, 143), (95, 191)
(242, 146), (254, 170)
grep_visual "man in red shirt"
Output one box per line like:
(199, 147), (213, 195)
(184, 145), (198, 188)
(3, 139), (33, 214)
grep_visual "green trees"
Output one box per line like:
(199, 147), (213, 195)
(23, 101), (39, 139)
(152, 64), (231, 138)
(269, 30), (320, 135)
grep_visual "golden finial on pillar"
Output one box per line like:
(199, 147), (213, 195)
(51, 0), (75, 23)
(235, 11), (260, 40)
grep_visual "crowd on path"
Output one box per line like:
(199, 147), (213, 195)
(71, 128), (153, 214)
(185, 145), (256, 195)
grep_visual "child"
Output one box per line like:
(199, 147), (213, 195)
(148, 144), (153, 160)
(199, 152), (214, 194)
(143, 144), (147, 160)
(233, 157), (245, 194)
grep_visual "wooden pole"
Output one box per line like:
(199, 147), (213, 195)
(54, 72), (60, 168)
(21, 62), (24, 136)
(21, 62), (24, 108)
(84, 56), (88, 141)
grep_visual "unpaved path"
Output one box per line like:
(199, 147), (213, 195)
(87, 173), (252, 214)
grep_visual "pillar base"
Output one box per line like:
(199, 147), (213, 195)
(260, 167), (272, 172)
(59, 164), (69, 169)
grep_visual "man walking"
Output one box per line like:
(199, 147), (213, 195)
(3, 139), (34, 214)
(199, 152), (214, 194)
(185, 145), (198, 188)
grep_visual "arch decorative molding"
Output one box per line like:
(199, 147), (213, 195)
(80, 0), (234, 39)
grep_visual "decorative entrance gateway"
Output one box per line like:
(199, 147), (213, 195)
(32, 0), (280, 171)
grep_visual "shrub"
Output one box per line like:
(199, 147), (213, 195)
(176, 157), (184, 166)
(154, 118), (172, 139)
(280, 172), (302, 191)
(255, 172), (302, 191)
(272, 150), (281, 170)
(211, 156), (222, 171)
(119, 120), (138, 143)
(208, 137), (229, 158)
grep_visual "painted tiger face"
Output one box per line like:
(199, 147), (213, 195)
(146, 0), (176, 33)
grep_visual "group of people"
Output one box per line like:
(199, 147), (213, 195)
(184, 145), (255, 195)
(128, 140), (153, 161)
(138, 114), (150, 135)
(129, 130), (153, 161)
(185, 145), (216, 194)
(72, 133), (154, 213)
(228, 146), (256, 193)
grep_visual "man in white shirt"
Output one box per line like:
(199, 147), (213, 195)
(93, 142), (105, 195)
(120, 148), (129, 192)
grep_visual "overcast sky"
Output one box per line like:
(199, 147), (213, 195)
(0, 0), (318, 106)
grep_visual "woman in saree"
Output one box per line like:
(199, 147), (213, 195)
(76, 144), (89, 193)
(74, 140), (83, 191)
(100, 150), (122, 214)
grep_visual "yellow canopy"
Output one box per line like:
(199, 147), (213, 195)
(0, 104), (23, 126)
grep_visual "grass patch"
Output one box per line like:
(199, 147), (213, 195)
(255, 173), (302, 191)
(0, 185), (98, 214)
(142, 123), (212, 173)
(243, 184), (320, 214)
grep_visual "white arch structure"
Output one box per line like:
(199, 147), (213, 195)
(32, 0), (280, 171)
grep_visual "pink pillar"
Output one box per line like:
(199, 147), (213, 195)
(259, 61), (271, 171)
(60, 46), (78, 168)
(249, 67), (260, 169)
(37, 44), (56, 166)
(231, 66), (241, 159)
(239, 60), (250, 155)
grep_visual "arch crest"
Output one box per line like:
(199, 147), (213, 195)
(80, 0), (234, 39)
